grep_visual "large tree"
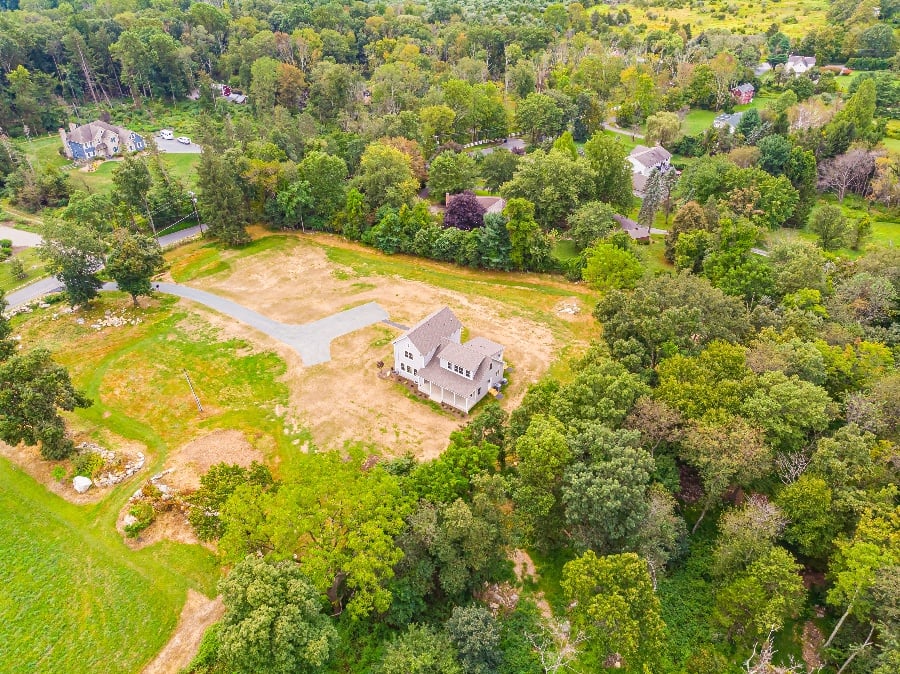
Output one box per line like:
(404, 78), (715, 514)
(583, 131), (634, 212)
(427, 151), (479, 198)
(352, 142), (419, 213)
(562, 551), (665, 670)
(197, 150), (249, 246)
(217, 555), (338, 674)
(562, 424), (654, 551)
(105, 229), (164, 307)
(0, 348), (91, 460)
(39, 220), (106, 306)
(594, 273), (751, 371)
(501, 149), (596, 229)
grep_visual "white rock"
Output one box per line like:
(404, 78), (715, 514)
(123, 513), (137, 527)
(72, 476), (92, 493)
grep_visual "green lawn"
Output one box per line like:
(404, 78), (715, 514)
(3, 290), (317, 672)
(765, 194), (899, 255)
(16, 134), (200, 196)
(552, 238), (580, 262)
(0, 248), (48, 293)
(0, 462), (219, 674)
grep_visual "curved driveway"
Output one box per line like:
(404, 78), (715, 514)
(104, 282), (388, 366)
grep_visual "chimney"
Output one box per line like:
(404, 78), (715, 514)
(445, 192), (451, 207)
(69, 122), (77, 132)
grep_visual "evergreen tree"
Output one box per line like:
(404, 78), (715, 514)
(197, 150), (250, 246)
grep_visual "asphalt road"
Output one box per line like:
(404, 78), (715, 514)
(0, 225), (42, 247)
(6, 225), (204, 308)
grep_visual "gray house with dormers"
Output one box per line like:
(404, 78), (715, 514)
(392, 307), (505, 413)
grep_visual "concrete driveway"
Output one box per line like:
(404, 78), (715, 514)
(154, 137), (202, 154)
(109, 282), (389, 366)
(0, 225), (41, 248)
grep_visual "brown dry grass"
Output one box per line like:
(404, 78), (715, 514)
(167, 235), (592, 459)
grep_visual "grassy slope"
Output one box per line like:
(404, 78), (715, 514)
(0, 463), (219, 674)
(0, 248), (47, 293)
(620, 0), (829, 38)
(3, 291), (313, 673)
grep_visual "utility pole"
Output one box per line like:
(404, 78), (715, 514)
(183, 369), (203, 413)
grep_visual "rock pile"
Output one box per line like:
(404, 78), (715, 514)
(90, 309), (143, 331)
(77, 441), (146, 488)
(476, 582), (519, 615)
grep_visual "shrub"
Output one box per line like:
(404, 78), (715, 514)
(72, 451), (104, 479)
(51, 465), (66, 482)
(124, 502), (156, 537)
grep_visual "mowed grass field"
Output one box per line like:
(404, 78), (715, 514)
(2, 291), (314, 672)
(0, 463), (219, 674)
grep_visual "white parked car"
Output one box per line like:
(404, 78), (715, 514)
(159, 129), (174, 140)
(176, 136), (191, 145)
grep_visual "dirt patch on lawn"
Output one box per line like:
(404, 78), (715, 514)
(117, 429), (263, 550)
(164, 429), (263, 492)
(0, 432), (148, 505)
(142, 590), (224, 674)
(176, 237), (569, 459)
(118, 507), (206, 551)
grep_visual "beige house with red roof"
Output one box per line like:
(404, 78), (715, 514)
(392, 307), (505, 413)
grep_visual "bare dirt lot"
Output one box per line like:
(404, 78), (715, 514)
(167, 235), (593, 459)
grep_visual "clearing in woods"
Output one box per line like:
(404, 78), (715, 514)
(2, 227), (597, 673)
(164, 229), (599, 459)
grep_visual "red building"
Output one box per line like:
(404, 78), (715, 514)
(731, 83), (755, 104)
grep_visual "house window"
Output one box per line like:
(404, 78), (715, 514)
(489, 363), (492, 370)
(478, 387), (481, 395)
(465, 370), (470, 378)
(414, 369), (417, 375)
(400, 364), (406, 372)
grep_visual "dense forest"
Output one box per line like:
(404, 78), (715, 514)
(0, 0), (898, 673)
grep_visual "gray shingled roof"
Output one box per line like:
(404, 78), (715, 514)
(629, 145), (672, 168)
(437, 340), (486, 373)
(66, 120), (127, 144)
(419, 360), (479, 398)
(394, 306), (462, 355)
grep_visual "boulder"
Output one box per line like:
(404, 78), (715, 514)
(73, 476), (92, 493)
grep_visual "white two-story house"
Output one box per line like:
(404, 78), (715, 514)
(392, 307), (505, 414)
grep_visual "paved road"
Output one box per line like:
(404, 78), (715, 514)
(0, 225), (41, 247)
(6, 225), (204, 308)
(107, 282), (388, 365)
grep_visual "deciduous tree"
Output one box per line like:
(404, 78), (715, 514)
(217, 555), (337, 674)
(105, 229), (164, 307)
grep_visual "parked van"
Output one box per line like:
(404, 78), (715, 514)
(159, 129), (174, 140)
